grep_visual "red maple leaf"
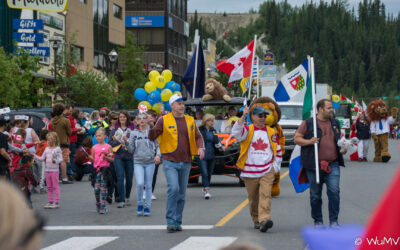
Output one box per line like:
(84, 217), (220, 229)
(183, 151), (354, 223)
(251, 138), (268, 151)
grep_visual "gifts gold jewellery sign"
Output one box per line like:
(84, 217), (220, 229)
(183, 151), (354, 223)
(7, 0), (69, 12)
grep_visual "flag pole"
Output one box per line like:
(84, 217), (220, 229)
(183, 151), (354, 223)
(248, 35), (257, 99)
(256, 56), (260, 97)
(310, 56), (319, 184)
(192, 29), (200, 98)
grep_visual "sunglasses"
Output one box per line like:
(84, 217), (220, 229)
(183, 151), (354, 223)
(112, 117), (118, 120)
(257, 114), (267, 118)
(137, 117), (148, 120)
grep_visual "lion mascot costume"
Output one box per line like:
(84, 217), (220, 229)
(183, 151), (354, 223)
(366, 100), (398, 162)
(250, 97), (285, 196)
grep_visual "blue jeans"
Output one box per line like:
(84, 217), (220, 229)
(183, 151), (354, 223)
(199, 158), (215, 189)
(114, 156), (133, 203)
(305, 161), (340, 224)
(68, 142), (77, 175)
(163, 160), (191, 225)
(134, 163), (155, 209)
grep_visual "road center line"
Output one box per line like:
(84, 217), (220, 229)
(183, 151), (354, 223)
(215, 170), (289, 227)
(44, 225), (214, 230)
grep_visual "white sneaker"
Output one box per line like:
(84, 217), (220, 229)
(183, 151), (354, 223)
(117, 202), (125, 208)
(204, 192), (211, 199)
(151, 194), (156, 200)
(125, 199), (131, 206)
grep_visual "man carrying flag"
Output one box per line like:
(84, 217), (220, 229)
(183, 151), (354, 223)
(294, 99), (346, 227)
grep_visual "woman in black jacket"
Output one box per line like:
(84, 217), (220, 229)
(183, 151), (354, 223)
(198, 114), (223, 199)
(355, 112), (371, 161)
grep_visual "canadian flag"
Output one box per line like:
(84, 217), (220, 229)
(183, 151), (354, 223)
(217, 40), (254, 86)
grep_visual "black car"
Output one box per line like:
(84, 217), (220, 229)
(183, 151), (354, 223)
(15, 107), (95, 119)
(1, 111), (49, 136)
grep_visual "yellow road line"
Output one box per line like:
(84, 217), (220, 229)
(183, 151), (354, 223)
(215, 170), (289, 227)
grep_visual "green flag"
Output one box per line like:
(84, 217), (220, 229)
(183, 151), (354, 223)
(302, 74), (313, 120)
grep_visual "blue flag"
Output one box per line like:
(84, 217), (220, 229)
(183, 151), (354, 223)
(289, 145), (310, 193)
(182, 42), (205, 98)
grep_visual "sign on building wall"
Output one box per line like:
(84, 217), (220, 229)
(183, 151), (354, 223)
(125, 16), (164, 27)
(259, 65), (277, 85)
(7, 0), (69, 12)
(263, 52), (275, 65)
(13, 32), (44, 43)
(16, 46), (50, 57)
(13, 19), (43, 29)
(40, 13), (63, 30)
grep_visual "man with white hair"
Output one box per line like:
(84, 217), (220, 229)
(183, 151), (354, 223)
(149, 94), (205, 233)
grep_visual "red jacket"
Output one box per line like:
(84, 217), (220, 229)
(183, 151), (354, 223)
(68, 115), (78, 143)
(9, 143), (35, 173)
(11, 163), (38, 196)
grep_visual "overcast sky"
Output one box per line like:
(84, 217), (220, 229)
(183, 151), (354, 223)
(188, 0), (400, 16)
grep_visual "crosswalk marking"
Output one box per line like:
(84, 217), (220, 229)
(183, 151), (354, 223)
(44, 225), (214, 231)
(170, 237), (237, 250)
(41, 237), (118, 250)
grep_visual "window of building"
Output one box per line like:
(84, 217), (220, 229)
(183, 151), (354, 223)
(79, 0), (86, 3)
(71, 45), (84, 62)
(38, 30), (50, 65)
(113, 4), (122, 19)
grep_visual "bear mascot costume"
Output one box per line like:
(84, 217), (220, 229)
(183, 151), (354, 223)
(250, 97), (285, 196)
(366, 100), (398, 162)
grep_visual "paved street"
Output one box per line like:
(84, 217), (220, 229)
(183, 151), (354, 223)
(35, 140), (400, 250)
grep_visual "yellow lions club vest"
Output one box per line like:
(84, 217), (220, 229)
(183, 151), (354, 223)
(158, 113), (198, 156)
(236, 124), (279, 170)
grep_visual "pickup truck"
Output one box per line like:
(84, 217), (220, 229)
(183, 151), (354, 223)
(277, 102), (303, 166)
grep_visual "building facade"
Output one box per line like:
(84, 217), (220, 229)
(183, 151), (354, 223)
(125, 0), (188, 81)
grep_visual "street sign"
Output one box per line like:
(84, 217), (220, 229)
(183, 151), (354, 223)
(13, 19), (43, 29)
(125, 16), (164, 27)
(7, 0), (69, 12)
(18, 47), (50, 57)
(13, 32), (44, 43)
(264, 52), (275, 65)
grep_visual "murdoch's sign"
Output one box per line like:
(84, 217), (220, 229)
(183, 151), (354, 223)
(7, 0), (69, 12)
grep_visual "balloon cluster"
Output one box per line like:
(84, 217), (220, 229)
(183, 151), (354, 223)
(134, 70), (182, 114)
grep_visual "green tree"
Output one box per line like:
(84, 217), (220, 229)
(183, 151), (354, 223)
(65, 70), (117, 108)
(0, 47), (45, 108)
(118, 33), (147, 109)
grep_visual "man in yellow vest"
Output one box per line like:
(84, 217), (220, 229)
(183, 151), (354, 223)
(149, 94), (205, 233)
(232, 105), (282, 233)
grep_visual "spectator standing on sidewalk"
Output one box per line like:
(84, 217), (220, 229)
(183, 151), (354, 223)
(294, 99), (345, 228)
(149, 94), (205, 233)
(355, 112), (371, 161)
(50, 103), (72, 184)
(232, 105), (282, 233)
(108, 111), (134, 208)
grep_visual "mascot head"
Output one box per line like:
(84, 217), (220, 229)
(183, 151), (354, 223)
(250, 97), (281, 126)
(367, 100), (390, 121)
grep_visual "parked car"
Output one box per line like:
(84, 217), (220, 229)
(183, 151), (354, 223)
(1, 111), (49, 136)
(184, 97), (249, 187)
(15, 107), (95, 119)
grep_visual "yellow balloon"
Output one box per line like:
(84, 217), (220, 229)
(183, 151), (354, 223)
(156, 76), (166, 89)
(173, 91), (182, 96)
(138, 101), (151, 110)
(161, 69), (173, 82)
(144, 81), (157, 93)
(161, 89), (173, 102)
(152, 103), (162, 115)
(332, 94), (340, 103)
(149, 70), (160, 82)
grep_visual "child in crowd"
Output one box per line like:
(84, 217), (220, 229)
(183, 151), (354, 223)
(34, 132), (63, 209)
(74, 137), (93, 181)
(35, 129), (49, 193)
(127, 112), (161, 216)
(89, 128), (114, 214)
(11, 155), (38, 208)
(9, 129), (36, 175)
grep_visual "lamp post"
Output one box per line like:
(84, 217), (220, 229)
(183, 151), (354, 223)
(108, 49), (118, 76)
(49, 36), (62, 101)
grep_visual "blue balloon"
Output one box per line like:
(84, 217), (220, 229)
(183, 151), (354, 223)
(134, 88), (147, 101)
(165, 81), (174, 91)
(163, 101), (171, 112)
(173, 82), (181, 92)
(148, 90), (161, 103)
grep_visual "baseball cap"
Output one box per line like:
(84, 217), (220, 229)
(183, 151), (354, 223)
(252, 106), (268, 115)
(169, 94), (183, 106)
